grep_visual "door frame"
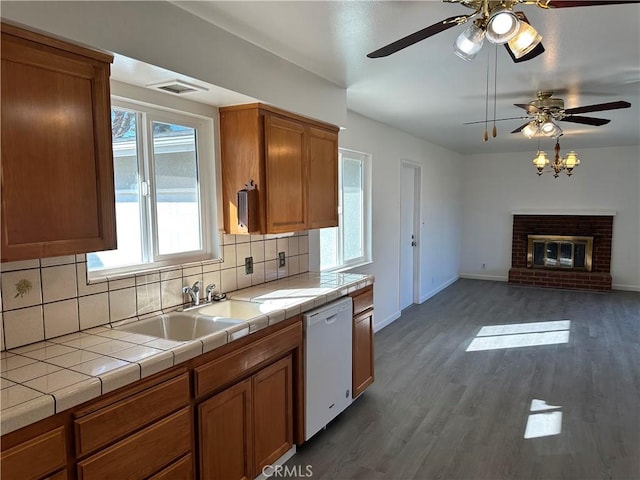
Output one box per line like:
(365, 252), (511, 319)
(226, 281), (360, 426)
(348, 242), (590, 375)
(399, 160), (422, 309)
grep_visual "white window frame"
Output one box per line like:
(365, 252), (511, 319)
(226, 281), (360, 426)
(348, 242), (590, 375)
(320, 148), (372, 272)
(88, 97), (218, 279)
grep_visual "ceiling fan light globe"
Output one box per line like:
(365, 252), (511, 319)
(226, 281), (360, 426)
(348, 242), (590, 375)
(453, 24), (485, 61)
(486, 9), (520, 44)
(563, 151), (580, 169)
(522, 121), (540, 139)
(540, 120), (562, 138)
(508, 22), (542, 59)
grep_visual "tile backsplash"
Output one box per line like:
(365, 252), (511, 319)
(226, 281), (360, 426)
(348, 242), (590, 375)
(0, 232), (309, 350)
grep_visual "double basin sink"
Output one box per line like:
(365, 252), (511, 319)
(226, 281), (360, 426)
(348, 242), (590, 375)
(114, 300), (267, 341)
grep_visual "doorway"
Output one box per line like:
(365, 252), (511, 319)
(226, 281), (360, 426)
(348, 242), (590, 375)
(400, 161), (421, 310)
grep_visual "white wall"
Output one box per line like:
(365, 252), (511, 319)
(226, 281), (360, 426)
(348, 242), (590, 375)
(1, 1), (346, 127)
(460, 145), (640, 290)
(313, 111), (462, 330)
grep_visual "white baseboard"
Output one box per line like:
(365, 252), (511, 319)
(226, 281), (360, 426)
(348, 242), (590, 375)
(419, 275), (459, 303)
(612, 284), (640, 292)
(373, 310), (401, 333)
(459, 273), (508, 282)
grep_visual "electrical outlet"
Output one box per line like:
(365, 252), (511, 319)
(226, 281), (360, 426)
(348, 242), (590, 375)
(245, 256), (253, 275)
(278, 251), (286, 268)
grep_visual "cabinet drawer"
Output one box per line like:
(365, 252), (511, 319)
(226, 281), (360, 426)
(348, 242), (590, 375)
(46, 470), (68, 480)
(351, 286), (373, 316)
(77, 407), (192, 480)
(75, 373), (189, 457)
(148, 453), (193, 480)
(0, 426), (66, 480)
(195, 321), (301, 398)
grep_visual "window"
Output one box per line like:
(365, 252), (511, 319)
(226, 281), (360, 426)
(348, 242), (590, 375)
(88, 99), (217, 277)
(320, 149), (371, 271)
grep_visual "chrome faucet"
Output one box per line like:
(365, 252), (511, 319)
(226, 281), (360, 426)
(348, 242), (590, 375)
(205, 283), (216, 303)
(182, 281), (201, 307)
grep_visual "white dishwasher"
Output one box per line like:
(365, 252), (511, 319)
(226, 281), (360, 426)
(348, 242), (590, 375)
(304, 296), (353, 441)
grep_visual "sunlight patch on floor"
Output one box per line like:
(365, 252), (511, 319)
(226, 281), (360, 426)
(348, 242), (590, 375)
(466, 320), (571, 352)
(524, 399), (563, 439)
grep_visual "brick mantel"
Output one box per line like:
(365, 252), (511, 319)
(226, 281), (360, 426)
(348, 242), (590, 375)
(508, 214), (613, 291)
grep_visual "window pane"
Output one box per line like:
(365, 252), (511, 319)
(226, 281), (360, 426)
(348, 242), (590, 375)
(342, 157), (363, 261)
(152, 122), (201, 255)
(320, 227), (339, 270)
(88, 109), (143, 270)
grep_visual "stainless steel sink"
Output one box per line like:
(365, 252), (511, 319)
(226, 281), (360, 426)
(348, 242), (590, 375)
(114, 311), (245, 341)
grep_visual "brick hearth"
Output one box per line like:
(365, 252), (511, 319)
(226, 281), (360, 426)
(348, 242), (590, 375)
(509, 214), (613, 292)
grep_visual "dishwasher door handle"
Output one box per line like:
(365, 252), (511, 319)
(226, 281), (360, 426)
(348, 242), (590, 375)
(325, 314), (337, 324)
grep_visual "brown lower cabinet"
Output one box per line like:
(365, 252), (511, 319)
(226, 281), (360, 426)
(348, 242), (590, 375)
(350, 286), (375, 398)
(199, 355), (293, 480)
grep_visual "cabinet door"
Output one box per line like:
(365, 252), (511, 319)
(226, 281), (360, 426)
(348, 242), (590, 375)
(0, 426), (66, 480)
(1, 25), (116, 262)
(264, 115), (306, 233)
(199, 378), (253, 480)
(253, 355), (293, 473)
(307, 126), (338, 229)
(353, 310), (375, 398)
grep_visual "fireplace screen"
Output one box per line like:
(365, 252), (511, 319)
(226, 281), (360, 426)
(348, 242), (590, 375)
(527, 235), (593, 271)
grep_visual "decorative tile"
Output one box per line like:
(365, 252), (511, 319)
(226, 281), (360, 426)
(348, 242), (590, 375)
(248, 315), (269, 333)
(136, 272), (160, 286)
(235, 234), (250, 244)
(58, 334), (110, 349)
(1, 378), (16, 389)
(299, 235), (309, 255)
(160, 268), (182, 281)
(109, 287), (136, 322)
(107, 345), (163, 363)
(3, 306), (44, 349)
(288, 256), (300, 276)
(251, 240), (265, 263)
(144, 338), (183, 350)
(203, 271), (221, 296)
(276, 237), (289, 257)
(161, 278), (183, 310)
(78, 293), (110, 330)
(222, 234), (236, 245)
(227, 324), (249, 342)
(115, 333), (160, 345)
(299, 254), (310, 273)
(1, 269), (42, 311)
(288, 236), (299, 256)
(43, 299), (79, 339)
(236, 242), (251, 266)
(252, 262), (265, 286)
(267, 309), (286, 326)
(23, 369), (92, 394)
(41, 264), (77, 303)
(265, 260), (279, 283)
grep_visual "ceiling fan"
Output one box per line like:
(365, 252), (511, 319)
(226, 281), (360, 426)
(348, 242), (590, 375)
(465, 91), (632, 138)
(367, 0), (640, 62)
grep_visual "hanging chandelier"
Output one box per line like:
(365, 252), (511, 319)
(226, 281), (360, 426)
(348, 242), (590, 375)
(532, 139), (580, 177)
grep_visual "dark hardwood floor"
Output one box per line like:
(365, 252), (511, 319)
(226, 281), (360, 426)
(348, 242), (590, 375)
(287, 279), (640, 480)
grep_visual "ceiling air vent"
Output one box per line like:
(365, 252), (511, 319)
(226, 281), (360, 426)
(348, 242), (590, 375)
(147, 79), (208, 95)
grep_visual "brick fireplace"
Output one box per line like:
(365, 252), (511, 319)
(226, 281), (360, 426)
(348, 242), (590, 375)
(508, 214), (613, 291)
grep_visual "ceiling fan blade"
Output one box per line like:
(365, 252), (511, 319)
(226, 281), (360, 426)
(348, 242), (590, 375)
(511, 122), (531, 134)
(560, 116), (611, 126)
(514, 103), (530, 111)
(505, 42), (546, 63)
(564, 100), (631, 115)
(367, 15), (471, 58)
(464, 116), (528, 125)
(542, 0), (640, 8)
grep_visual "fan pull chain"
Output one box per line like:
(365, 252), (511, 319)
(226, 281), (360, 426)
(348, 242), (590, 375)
(484, 47), (490, 142)
(493, 44), (498, 138)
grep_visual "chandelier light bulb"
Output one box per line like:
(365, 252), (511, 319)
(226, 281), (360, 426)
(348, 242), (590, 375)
(532, 150), (549, 175)
(486, 8), (520, 44)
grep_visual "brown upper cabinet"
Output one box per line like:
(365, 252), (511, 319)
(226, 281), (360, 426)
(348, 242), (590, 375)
(1, 23), (116, 262)
(220, 103), (339, 234)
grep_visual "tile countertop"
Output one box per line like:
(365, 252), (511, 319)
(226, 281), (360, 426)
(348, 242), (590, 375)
(0, 272), (374, 435)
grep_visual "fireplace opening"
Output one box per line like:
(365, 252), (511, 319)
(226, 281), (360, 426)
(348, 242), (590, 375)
(527, 235), (593, 272)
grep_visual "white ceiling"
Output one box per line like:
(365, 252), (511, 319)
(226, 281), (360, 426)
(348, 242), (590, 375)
(161, 1), (640, 154)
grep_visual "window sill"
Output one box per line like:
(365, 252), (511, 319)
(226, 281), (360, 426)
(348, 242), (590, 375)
(321, 260), (372, 274)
